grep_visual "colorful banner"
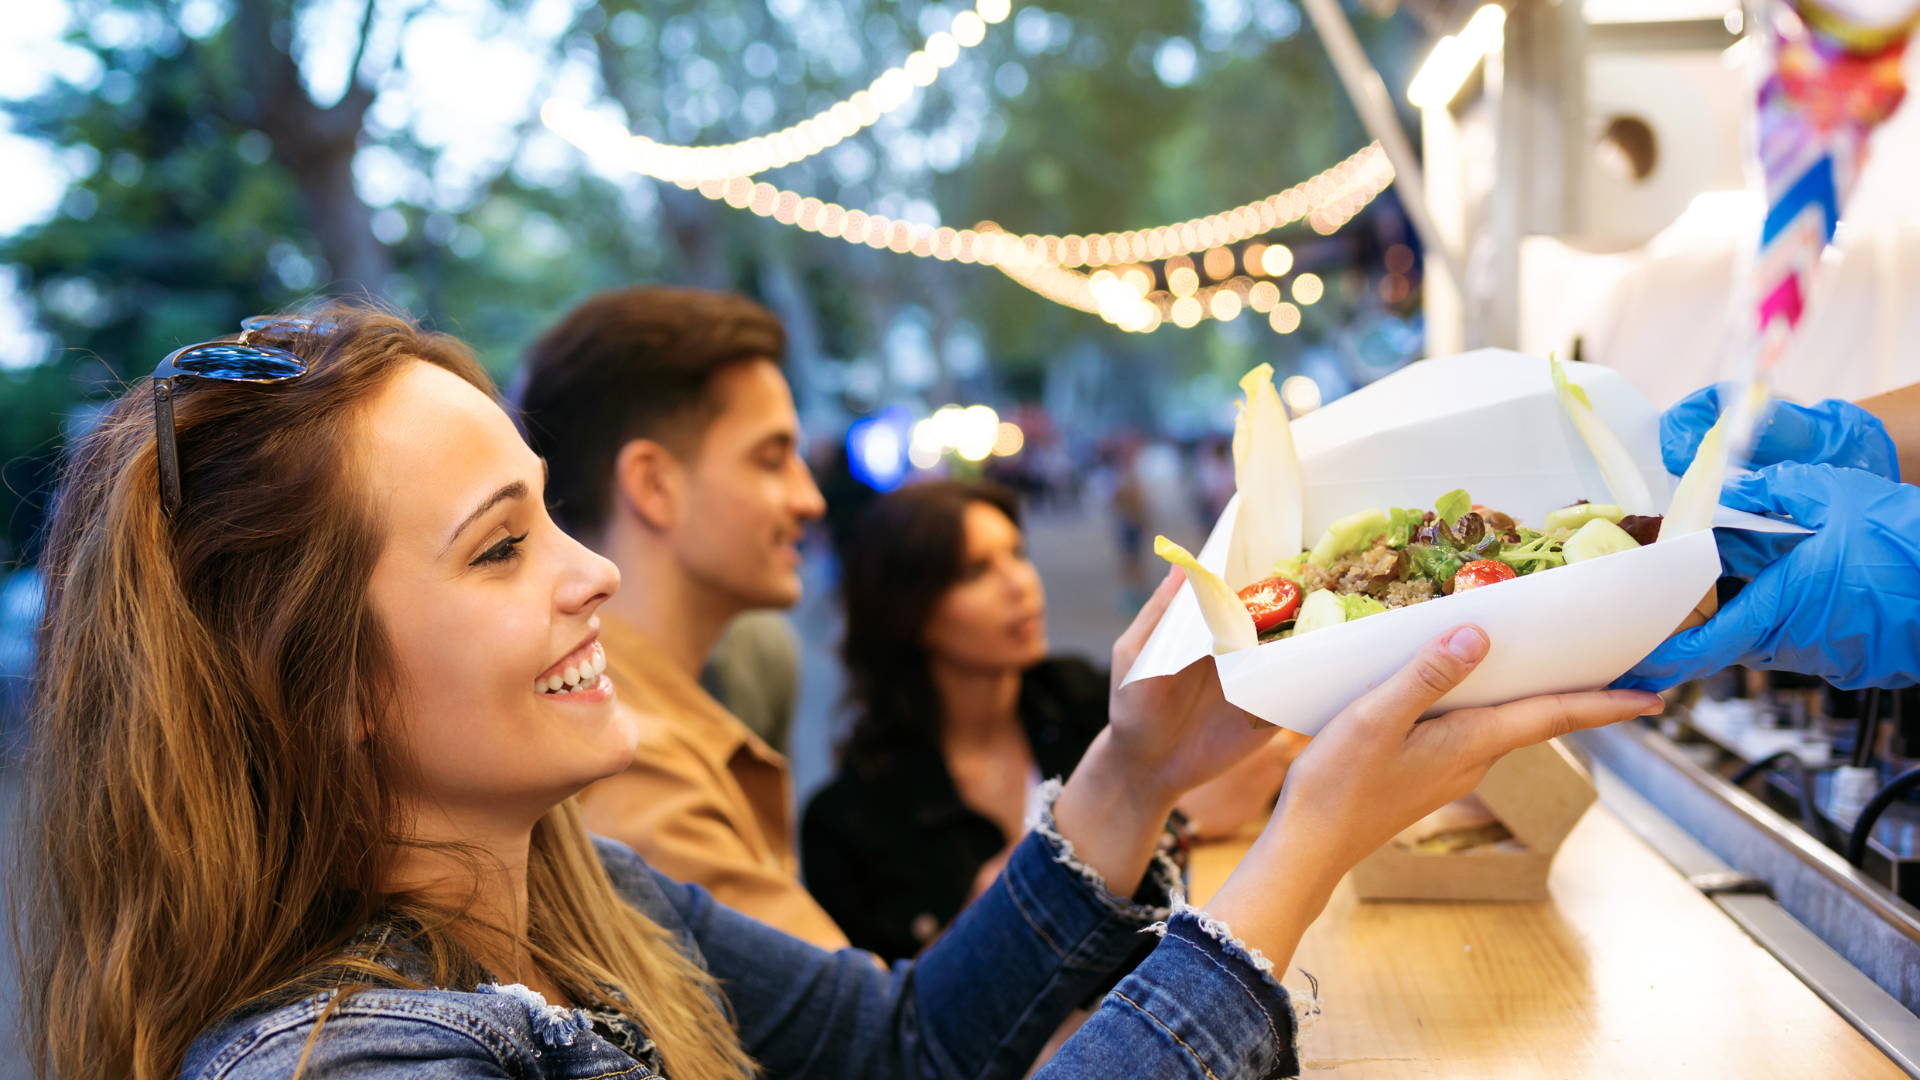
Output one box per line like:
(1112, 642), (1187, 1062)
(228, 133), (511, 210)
(1754, 0), (1916, 349)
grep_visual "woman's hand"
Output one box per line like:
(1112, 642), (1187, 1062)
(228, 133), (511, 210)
(1052, 567), (1281, 898)
(1102, 567), (1283, 801)
(1204, 624), (1660, 973)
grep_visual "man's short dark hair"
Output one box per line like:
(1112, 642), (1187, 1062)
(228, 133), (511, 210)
(518, 286), (786, 537)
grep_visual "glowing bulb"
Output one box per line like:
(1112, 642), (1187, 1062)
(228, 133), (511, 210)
(992, 422), (1025, 456)
(1171, 296), (1204, 328)
(1121, 267), (1152, 296)
(1210, 290), (1243, 321)
(928, 404), (966, 449)
(977, 0), (1011, 24)
(956, 404), (1000, 461)
(909, 441), (943, 469)
(1202, 247), (1235, 280)
(1270, 302), (1302, 333)
(1248, 281), (1280, 312)
(1169, 266), (1200, 297)
(1281, 375), (1322, 415)
(926, 32), (960, 67)
(952, 10), (987, 46)
(1261, 244), (1294, 276)
(1292, 273), (1324, 305)
(905, 52), (939, 86)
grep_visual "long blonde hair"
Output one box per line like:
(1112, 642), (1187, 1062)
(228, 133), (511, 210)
(14, 305), (755, 1080)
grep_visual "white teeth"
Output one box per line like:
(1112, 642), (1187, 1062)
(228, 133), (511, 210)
(534, 679), (546, 694)
(563, 664), (581, 686)
(546, 674), (563, 692)
(592, 651), (606, 676)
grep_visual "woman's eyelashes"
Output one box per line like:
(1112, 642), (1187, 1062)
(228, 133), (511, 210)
(469, 531), (529, 567)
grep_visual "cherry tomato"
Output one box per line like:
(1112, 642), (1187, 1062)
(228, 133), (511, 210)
(1453, 559), (1517, 592)
(1238, 576), (1302, 631)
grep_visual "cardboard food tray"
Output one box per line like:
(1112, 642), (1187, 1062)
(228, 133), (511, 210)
(1123, 349), (1802, 736)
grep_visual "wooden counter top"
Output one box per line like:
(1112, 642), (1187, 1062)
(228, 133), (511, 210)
(1187, 806), (1903, 1078)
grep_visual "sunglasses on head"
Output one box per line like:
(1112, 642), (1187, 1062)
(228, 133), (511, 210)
(151, 316), (326, 514)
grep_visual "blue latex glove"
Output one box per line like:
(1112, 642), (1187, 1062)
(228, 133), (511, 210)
(1616, 463), (1920, 692)
(1662, 384), (1900, 482)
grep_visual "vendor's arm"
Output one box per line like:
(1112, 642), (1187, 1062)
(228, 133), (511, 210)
(1618, 462), (1920, 691)
(1661, 384), (1902, 481)
(1857, 381), (1920, 483)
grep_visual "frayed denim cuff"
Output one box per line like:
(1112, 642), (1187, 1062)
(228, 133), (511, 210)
(1027, 778), (1181, 923)
(1120, 908), (1302, 1079)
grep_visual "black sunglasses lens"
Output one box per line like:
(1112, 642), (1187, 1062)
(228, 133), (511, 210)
(170, 343), (308, 381)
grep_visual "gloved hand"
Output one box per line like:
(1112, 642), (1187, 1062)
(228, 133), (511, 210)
(1616, 462), (1920, 692)
(1662, 384), (1900, 482)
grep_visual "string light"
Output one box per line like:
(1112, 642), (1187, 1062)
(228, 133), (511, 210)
(1270, 302), (1302, 333)
(1292, 272), (1325, 305)
(545, 91), (1395, 332)
(540, 0), (1014, 186)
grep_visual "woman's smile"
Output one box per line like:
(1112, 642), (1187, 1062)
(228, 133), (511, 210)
(535, 626), (612, 699)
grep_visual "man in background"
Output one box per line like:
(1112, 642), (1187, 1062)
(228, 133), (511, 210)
(518, 286), (845, 948)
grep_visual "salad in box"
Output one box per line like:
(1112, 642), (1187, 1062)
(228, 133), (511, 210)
(1122, 350), (1800, 736)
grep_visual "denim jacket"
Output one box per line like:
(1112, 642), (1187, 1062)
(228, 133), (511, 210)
(181, 790), (1300, 1080)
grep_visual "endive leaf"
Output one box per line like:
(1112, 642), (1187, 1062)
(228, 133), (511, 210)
(1226, 363), (1304, 590)
(1155, 535), (1258, 655)
(1551, 357), (1655, 516)
(1661, 380), (1767, 541)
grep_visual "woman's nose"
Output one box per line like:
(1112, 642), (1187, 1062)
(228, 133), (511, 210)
(560, 540), (621, 614)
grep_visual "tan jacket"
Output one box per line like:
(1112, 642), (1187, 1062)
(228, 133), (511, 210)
(577, 614), (849, 950)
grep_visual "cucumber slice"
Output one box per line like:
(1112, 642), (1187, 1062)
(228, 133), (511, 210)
(1543, 502), (1625, 532)
(1562, 517), (1641, 563)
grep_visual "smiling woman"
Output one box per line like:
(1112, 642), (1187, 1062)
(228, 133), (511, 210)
(14, 303), (1663, 1080)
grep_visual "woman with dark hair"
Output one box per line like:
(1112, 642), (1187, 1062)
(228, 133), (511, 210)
(804, 481), (1295, 961)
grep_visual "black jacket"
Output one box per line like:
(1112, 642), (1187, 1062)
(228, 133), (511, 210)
(801, 657), (1109, 962)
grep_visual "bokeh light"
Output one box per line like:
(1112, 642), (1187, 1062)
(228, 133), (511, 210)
(846, 406), (914, 491)
(1202, 246), (1235, 280)
(1270, 302), (1302, 333)
(1281, 375), (1322, 415)
(992, 421), (1025, 456)
(1292, 272), (1324, 305)
(1261, 244), (1295, 277)
(1249, 281), (1281, 313)
(1209, 290), (1242, 321)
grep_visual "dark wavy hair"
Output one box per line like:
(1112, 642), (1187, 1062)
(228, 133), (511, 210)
(839, 480), (1022, 777)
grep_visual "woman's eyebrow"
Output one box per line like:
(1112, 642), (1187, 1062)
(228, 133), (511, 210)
(442, 479), (527, 555)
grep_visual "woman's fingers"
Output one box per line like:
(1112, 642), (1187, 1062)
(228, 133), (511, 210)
(1344, 625), (1490, 734)
(1438, 688), (1663, 762)
(1111, 565), (1185, 679)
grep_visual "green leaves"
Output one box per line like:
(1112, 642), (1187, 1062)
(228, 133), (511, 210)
(1434, 488), (1471, 527)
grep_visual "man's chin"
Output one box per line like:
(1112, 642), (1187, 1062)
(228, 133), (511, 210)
(742, 573), (804, 612)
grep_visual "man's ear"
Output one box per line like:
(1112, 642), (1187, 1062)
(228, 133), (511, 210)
(613, 438), (686, 533)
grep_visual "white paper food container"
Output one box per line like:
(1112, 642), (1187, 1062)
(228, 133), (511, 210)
(1122, 349), (1799, 735)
